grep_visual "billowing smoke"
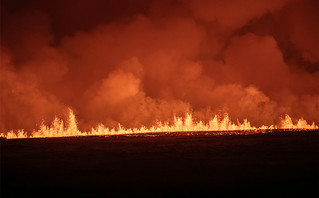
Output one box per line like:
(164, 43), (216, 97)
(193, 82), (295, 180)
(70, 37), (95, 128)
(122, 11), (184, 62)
(1, 0), (318, 134)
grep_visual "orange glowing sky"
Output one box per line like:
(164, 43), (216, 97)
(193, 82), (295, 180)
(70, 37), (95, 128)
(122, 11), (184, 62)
(0, 0), (318, 135)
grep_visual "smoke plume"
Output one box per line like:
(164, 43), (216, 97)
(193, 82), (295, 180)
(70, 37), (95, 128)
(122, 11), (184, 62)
(1, 0), (318, 133)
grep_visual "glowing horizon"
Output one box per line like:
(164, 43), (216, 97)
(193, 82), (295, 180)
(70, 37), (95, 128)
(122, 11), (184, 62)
(2, 109), (317, 139)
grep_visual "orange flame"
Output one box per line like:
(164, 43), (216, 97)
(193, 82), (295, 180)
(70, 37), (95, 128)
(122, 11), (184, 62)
(1, 109), (318, 139)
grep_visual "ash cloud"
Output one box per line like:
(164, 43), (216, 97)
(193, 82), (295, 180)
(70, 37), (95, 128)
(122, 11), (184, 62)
(1, 0), (318, 133)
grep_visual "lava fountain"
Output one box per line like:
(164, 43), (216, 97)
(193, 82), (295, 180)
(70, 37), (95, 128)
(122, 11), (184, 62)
(1, 109), (317, 139)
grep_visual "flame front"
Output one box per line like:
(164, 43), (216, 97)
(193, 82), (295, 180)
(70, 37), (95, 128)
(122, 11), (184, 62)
(1, 109), (318, 139)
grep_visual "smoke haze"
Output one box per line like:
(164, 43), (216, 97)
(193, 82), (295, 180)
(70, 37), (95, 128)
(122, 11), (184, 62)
(1, 0), (318, 134)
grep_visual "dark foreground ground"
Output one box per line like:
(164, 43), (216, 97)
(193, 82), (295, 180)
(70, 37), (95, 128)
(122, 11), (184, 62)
(1, 130), (318, 198)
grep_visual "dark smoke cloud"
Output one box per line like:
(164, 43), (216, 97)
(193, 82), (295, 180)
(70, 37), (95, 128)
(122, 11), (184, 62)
(1, 0), (318, 133)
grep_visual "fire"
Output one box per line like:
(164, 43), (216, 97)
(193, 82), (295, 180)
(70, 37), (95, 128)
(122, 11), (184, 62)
(1, 109), (318, 139)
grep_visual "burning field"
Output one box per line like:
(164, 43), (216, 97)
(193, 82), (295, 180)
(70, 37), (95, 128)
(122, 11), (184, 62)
(0, 0), (318, 197)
